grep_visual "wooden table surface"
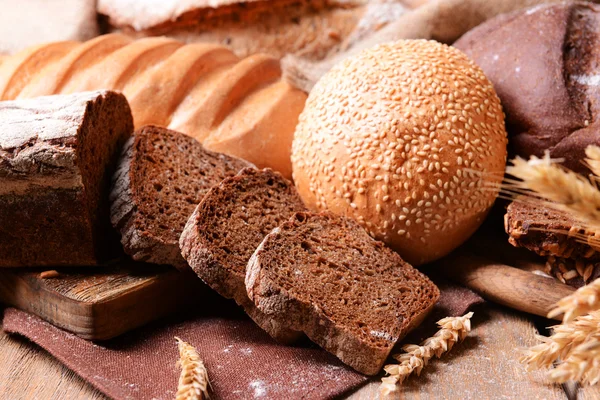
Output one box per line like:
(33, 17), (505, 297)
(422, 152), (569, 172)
(2, 304), (595, 400)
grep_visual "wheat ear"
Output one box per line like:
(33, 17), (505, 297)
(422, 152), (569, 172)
(505, 152), (600, 229)
(548, 333), (600, 385)
(548, 278), (600, 323)
(175, 337), (210, 400)
(520, 310), (600, 371)
(380, 312), (473, 396)
(585, 145), (600, 179)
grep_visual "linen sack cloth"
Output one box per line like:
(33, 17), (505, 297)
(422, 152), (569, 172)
(2, 280), (482, 400)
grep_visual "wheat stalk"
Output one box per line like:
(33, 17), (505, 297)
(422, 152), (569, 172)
(175, 337), (210, 400)
(380, 312), (473, 396)
(548, 278), (600, 323)
(505, 152), (600, 230)
(521, 310), (600, 370)
(548, 335), (600, 385)
(585, 145), (600, 179)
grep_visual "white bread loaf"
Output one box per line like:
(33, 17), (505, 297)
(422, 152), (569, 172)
(0, 34), (307, 177)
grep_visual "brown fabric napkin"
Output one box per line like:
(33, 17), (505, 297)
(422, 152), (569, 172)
(2, 280), (483, 400)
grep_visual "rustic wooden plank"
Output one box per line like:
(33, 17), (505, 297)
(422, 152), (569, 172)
(346, 306), (567, 399)
(0, 320), (106, 400)
(0, 263), (205, 340)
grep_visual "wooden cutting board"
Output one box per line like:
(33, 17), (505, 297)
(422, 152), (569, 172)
(0, 263), (206, 340)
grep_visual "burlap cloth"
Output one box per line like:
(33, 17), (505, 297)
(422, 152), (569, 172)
(2, 279), (482, 400)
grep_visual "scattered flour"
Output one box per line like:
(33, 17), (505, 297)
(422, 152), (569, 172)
(249, 380), (267, 398)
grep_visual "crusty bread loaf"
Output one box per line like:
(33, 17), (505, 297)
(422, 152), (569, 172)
(0, 34), (307, 177)
(454, 2), (600, 175)
(180, 167), (306, 341)
(111, 125), (252, 268)
(0, 90), (132, 267)
(98, 0), (411, 61)
(246, 211), (440, 375)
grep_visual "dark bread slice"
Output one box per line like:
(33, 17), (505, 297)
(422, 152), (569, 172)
(505, 200), (599, 261)
(179, 167), (306, 343)
(245, 211), (440, 375)
(0, 90), (132, 266)
(110, 125), (252, 268)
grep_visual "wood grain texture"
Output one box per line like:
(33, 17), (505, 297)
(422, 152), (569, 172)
(0, 264), (204, 340)
(0, 320), (106, 400)
(346, 306), (567, 399)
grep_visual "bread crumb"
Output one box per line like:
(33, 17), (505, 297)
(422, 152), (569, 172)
(39, 270), (59, 279)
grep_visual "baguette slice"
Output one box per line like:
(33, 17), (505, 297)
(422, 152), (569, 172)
(246, 211), (439, 375)
(110, 125), (252, 268)
(180, 167), (306, 342)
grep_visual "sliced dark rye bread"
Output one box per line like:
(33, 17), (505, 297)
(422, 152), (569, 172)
(179, 167), (306, 343)
(505, 200), (600, 261)
(110, 125), (252, 268)
(245, 211), (440, 375)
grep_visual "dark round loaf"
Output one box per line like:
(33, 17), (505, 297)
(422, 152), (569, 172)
(454, 2), (600, 174)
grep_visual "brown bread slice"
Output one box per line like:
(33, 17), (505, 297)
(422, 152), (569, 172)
(0, 90), (132, 267)
(110, 125), (252, 268)
(245, 211), (440, 375)
(179, 167), (306, 342)
(505, 200), (600, 261)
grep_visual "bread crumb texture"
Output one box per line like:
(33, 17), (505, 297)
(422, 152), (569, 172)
(292, 39), (507, 265)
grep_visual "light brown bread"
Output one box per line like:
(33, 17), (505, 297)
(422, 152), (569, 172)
(0, 34), (307, 177)
(179, 168), (306, 342)
(246, 211), (440, 375)
(111, 125), (252, 268)
(98, 0), (412, 61)
(0, 90), (133, 267)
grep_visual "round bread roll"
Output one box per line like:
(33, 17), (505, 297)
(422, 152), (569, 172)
(291, 39), (507, 265)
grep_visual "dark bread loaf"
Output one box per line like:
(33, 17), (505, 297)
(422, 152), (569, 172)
(179, 167), (306, 342)
(110, 125), (252, 268)
(246, 211), (439, 375)
(0, 90), (132, 266)
(454, 2), (600, 174)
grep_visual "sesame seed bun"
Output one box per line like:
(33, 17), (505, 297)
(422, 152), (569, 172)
(291, 39), (507, 265)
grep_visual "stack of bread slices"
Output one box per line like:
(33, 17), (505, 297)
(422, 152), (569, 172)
(0, 90), (439, 375)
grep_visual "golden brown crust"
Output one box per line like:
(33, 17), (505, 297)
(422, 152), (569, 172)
(0, 34), (306, 178)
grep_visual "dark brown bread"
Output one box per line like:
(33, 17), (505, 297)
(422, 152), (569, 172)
(246, 211), (440, 375)
(0, 90), (132, 266)
(505, 200), (600, 287)
(454, 2), (600, 174)
(110, 125), (252, 268)
(179, 167), (306, 342)
(505, 201), (599, 260)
